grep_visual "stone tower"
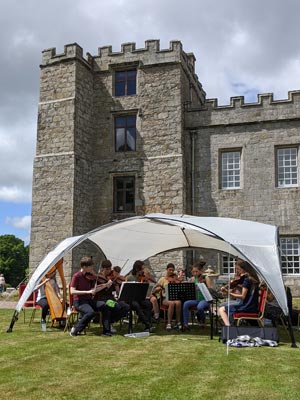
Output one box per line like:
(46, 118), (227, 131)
(30, 40), (206, 277)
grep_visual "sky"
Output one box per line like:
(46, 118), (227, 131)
(0, 0), (300, 245)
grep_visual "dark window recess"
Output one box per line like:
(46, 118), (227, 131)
(114, 176), (135, 212)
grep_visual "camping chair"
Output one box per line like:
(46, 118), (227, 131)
(29, 291), (43, 326)
(233, 288), (268, 327)
(18, 283), (35, 323)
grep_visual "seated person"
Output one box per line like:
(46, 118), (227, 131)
(157, 265), (182, 331)
(126, 260), (153, 331)
(218, 260), (246, 308)
(94, 260), (130, 329)
(35, 270), (62, 329)
(218, 259), (260, 326)
(139, 267), (160, 322)
(69, 256), (111, 336)
(182, 261), (212, 329)
(176, 267), (186, 282)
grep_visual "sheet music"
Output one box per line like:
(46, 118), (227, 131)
(196, 283), (213, 302)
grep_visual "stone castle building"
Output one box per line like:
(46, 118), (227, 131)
(30, 40), (300, 293)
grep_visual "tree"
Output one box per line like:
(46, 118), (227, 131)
(0, 235), (29, 288)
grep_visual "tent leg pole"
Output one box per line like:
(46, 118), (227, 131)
(286, 313), (297, 348)
(7, 310), (19, 333)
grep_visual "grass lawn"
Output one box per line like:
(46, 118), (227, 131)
(1, 307), (300, 400)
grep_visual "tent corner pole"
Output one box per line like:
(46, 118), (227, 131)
(6, 310), (19, 333)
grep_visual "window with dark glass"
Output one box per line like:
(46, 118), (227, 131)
(115, 70), (137, 96)
(280, 237), (300, 274)
(113, 176), (135, 213)
(115, 115), (136, 152)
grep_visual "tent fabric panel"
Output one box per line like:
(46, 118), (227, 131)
(15, 235), (83, 313)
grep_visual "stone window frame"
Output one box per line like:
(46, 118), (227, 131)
(113, 68), (137, 97)
(275, 146), (299, 188)
(114, 113), (137, 152)
(280, 237), (300, 275)
(219, 148), (242, 190)
(113, 175), (136, 213)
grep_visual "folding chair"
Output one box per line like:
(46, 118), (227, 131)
(233, 288), (268, 327)
(19, 283), (35, 323)
(29, 291), (43, 326)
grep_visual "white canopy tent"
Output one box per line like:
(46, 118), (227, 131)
(8, 213), (289, 333)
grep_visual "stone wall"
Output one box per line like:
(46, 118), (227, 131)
(185, 91), (300, 294)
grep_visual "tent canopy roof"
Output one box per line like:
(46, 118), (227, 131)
(15, 214), (287, 316)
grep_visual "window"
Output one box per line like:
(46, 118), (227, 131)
(280, 237), (300, 274)
(221, 255), (235, 275)
(113, 176), (135, 213)
(221, 150), (241, 189)
(115, 70), (137, 96)
(277, 147), (298, 188)
(115, 115), (136, 152)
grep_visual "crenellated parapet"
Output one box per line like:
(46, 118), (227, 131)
(205, 90), (300, 110)
(41, 43), (93, 68)
(96, 39), (183, 70)
(186, 90), (300, 128)
(41, 39), (205, 104)
(94, 39), (204, 101)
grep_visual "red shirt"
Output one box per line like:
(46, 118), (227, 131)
(71, 270), (95, 301)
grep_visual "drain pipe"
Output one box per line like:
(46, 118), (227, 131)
(190, 130), (196, 215)
(190, 129), (196, 264)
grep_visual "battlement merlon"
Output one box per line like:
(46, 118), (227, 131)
(41, 43), (93, 68)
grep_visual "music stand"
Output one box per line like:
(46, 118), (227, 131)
(168, 283), (196, 302)
(118, 282), (149, 334)
(167, 283), (214, 339)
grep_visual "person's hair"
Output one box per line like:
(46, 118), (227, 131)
(132, 260), (144, 276)
(235, 258), (259, 284)
(80, 256), (94, 268)
(192, 261), (205, 271)
(113, 266), (121, 274)
(166, 263), (175, 270)
(101, 259), (112, 269)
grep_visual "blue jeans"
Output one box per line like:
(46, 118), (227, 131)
(183, 299), (209, 325)
(73, 299), (110, 334)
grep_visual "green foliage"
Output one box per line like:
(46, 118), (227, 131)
(0, 310), (300, 400)
(0, 235), (29, 287)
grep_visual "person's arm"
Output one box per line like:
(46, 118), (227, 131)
(34, 278), (50, 291)
(70, 286), (94, 296)
(230, 286), (248, 300)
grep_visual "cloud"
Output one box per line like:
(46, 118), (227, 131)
(5, 215), (31, 231)
(0, 187), (31, 203)
(0, 0), (300, 237)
